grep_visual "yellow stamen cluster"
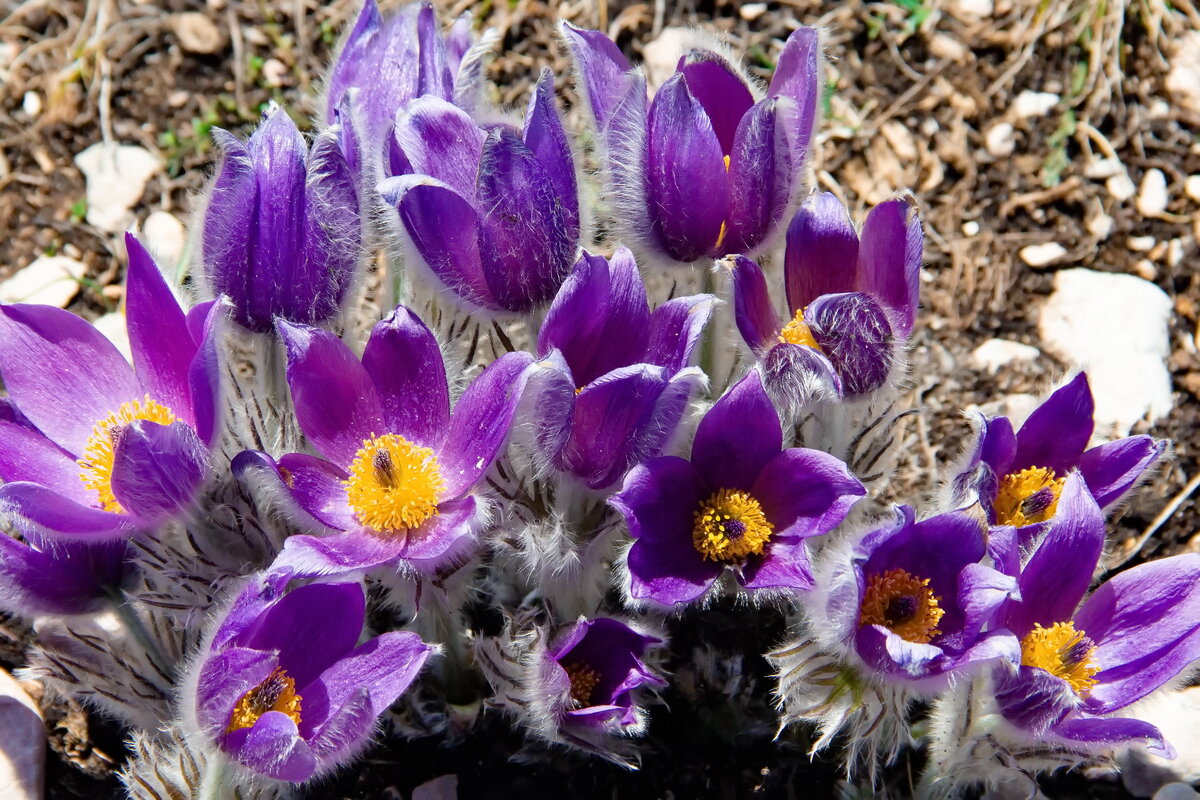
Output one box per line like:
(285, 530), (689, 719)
(859, 568), (945, 644)
(994, 466), (1065, 527)
(692, 488), (774, 562)
(227, 667), (303, 733)
(78, 395), (179, 513)
(344, 434), (444, 534)
(1020, 621), (1100, 695)
(564, 662), (601, 706)
(778, 308), (821, 350)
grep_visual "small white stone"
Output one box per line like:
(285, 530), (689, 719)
(985, 122), (1015, 157)
(1137, 168), (1170, 216)
(0, 42), (15, 70)
(962, 220), (980, 236)
(1013, 90), (1059, 119)
(1087, 213), (1114, 239)
(1168, 238), (1185, 268)
(1185, 175), (1200, 202)
(21, 91), (40, 117)
(1107, 172), (1137, 202)
(946, 0), (993, 21)
(1148, 98), (1172, 118)
(1019, 242), (1067, 267)
(262, 58), (288, 87)
(1134, 259), (1158, 281)
(92, 313), (132, 361)
(1084, 156), (1124, 179)
(0, 670), (44, 800)
(1166, 30), (1200, 114)
(881, 121), (918, 161)
(167, 90), (190, 108)
(972, 394), (1040, 427)
(929, 33), (968, 62)
(739, 2), (768, 20)
(1127, 235), (1156, 252)
(74, 143), (161, 233)
(641, 28), (695, 91)
(970, 338), (1040, 373)
(142, 211), (187, 268)
(170, 12), (224, 54)
(0, 255), (87, 307)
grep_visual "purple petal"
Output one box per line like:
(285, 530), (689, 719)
(324, 0), (383, 125)
(1012, 373), (1095, 474)
(392, 96), (486, 201)
(1053, 716), (1170, 758)
(855, 196), (923, 338)
(277, 320), (385, 467)
(724, 100), (792, 254)
(186, 299), (225, 448)
(276, 453), (356, 531)
(124, 233), (196, 426)
(766, 27), (819, 166)
(395, 496), (481, 568)
(304, 689), (375, 768)
(0, 304), (139, 455)
(1078, 436), (1165, 509)
(0, 420), (92, 505)
(806, 292), (894, 396)
(784, 192), (860, 313)
(611, 457), (717, 605)
(751, 448), (865, 538)
(476, 127), (579, 312)
(0, 483), (135, 542)
(227, 711), (316, 782)
(691, 370), (781, 491)
(362, 306), (450, 449)
(273, 529), (406, 577)
(295, 128), (360, 325)
(760, 343), (841, 412)
(678, 51), (755, 155)
(523, 68), (579, 233)
(109, 420), (208, 523)
(537, 249), (650, 387)
(957, 562), (1021, 641)
(645, 294), (717, 374)
(646, 73), (729, 262)
(415, 4), (452, 100)
(730, 254), (782, 353)
(994, 664), (1075, 735)
(201, 129), (256, 324)
(980, 415), (1018, 478)
(1075, 554), (1200, 714)
(438, 352), (532, 498)
(855, 624), (943, 678)
(0, 535), (126, 616)
(196, 646), (279, 737)
(739, 535), (815, 593)
(560, 22), (633, 131)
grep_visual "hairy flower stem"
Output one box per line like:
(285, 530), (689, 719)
(196, 752), (228, 800)
(107, 588), (173, 680)
(416, 573), (478, 705)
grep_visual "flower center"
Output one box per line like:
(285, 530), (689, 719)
(344, 434), (444, 534)
(565, 661), (601, 706)
(1020, 621), (1099, 696)
(778, 308), (821, 349)
(78, 395), (179, 513)
(994, 466), (1065, 527)
(692, 488), (774, 562)
(226, 667), (302, 733)
(859, 568), (945, 644)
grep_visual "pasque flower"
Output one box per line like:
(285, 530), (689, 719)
(380, 69), (579, 314)
(949, 373), (1163, 536)
(188, 570), (430, 781)
(235, 305), (531, 575)
(610, 370), (865, 606)
(563, 22), (819, 264)
(989, 474), (1200, 756)
(0, 234), (218, 541)
(731, 192), (923, 398)
(532, 247), (714, 490)
(200, 104), (361, 332)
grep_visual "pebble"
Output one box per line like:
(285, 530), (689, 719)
(1084, 156), (1123, 179)
(946, 0), (993, 19)
(170, 12), (224, 55)
(962, 220), (980, 236)
(1107, 172), (1137, 202)
(142, 210), (187, 268)
(0, 669), (44, 800)
(21, 91), (40, 117)
(1013, 90), (1059, 119)
(973, 393), (1040, 427)
(1127, 236), (1156, 252)
(1019, 242), (1066, 268)
(1186, 175), (1200, 202)
(1134, 259), (1157, 281)
(74, 143), (161, 233)
(1167, 238), (1185, 268)
(970, 338), (1040, 373)
(984, 122), (1015, 157)
(738, 3), (768, 20)
(642, 28), (694, 91)
(1166, 30), (1200, 114)
(262, 58), (288, 87)
(0, 255), (86, 307)
(1137, 168), (1170, 216)
(1038, 268), (1173, 434)
(93, 313), (133, 361)
(1086, 213), (1114, 239)
(929, 33), (968, 62)
(167, 90), (190, 108)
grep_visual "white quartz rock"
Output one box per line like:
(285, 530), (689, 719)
(74, 143), (161, 233)
(0, 255), (86, 307)
(970, 338), (1040, 373)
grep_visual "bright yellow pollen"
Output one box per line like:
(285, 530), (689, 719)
(712, 155), (733, 251)
(344, 434), (444, 534)
(1020, 622), (1099, 696)
(692, 488), (774, 562)
(226, 667), (302, 733)
(859, 568), (945, 644)
(778, 308), (821, 350)
(994, 466), (1065, 527)
(565, 662), (601, 706)
(78, 395), (179, 513)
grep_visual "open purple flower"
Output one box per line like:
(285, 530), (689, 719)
(563, 23), (819, 264)
(379, 69), (579, 314)
(610, 370), (865, 606)
(0, 234), (218, 541)
(731, 192), (923, 399)
(200, 104), (361, 333)
(990, 474), (1200, 757)
(950, 373), (1164, 537)
(235, 306), (531, 575)
(820, 506), (1019, 691)
(533, 247), (715, 489)
(189, 570), (430, 782)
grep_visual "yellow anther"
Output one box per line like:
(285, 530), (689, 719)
(692, 488), (773, 562)
(344, 434), (444, 534)
(859, 568), (945, 644)
(1020, 621), (1099, 695)
(227, 667), (302, 733)
(78, 395), (179, 513)
(564, 662), (602, 706)
(994, 466), (1065, 527)
(778, 308), (821, 350)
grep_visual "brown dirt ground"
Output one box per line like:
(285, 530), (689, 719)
(1, 0), (1198, 797)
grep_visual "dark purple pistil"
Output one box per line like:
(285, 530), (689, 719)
(1061, 634), (1096, 667)
(885, 595), (918, 625)
(1020, 487), (1055, 517)
(723, 519), (747, 540)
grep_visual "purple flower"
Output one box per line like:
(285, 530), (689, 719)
(379, 69), (579, 314)
(990, 474), (1200, 757)
(0, 234), (218, 541)
(562, 23), (819, 264)
(200, 104), (361, 333)
(189, 570), (430, 781)
(821, 506), (1019, 690)
(610, 370), (865, 606)
(731, 192), (923, 399)
(235, 306), (531, 575)
(951, 373), (1164, 536)
(532, 247), (715, 489)
(0, 533), (129, 616)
